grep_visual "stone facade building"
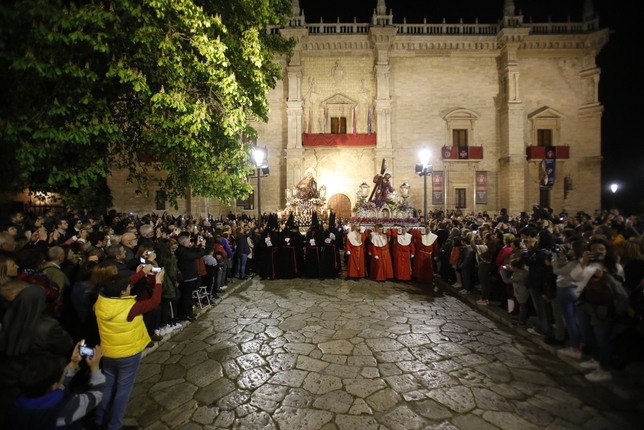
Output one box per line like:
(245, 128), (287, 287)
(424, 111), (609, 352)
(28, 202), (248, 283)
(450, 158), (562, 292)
(110, 0), (609, 219)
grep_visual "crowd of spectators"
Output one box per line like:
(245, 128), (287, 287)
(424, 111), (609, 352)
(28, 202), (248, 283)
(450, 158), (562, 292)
(0, 208), (246, 429)
(426, 205), (644, 383)
(0, 204), (643, 427)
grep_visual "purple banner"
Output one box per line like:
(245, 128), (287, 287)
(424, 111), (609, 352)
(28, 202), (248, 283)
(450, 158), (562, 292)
(475, 171), (488, 204)
(540, 158), (556, 189)
(432, 171), (444, 205)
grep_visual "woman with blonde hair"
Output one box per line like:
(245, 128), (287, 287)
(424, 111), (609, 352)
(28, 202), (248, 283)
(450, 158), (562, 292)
(618, 237), (644, 292)
(0, 255), (19, 286)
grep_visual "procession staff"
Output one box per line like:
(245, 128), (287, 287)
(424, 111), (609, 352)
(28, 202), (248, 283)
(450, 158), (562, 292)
(368, 224), (394, 281)
(391, 227), (415, 282)
(345, 223), (368, 281)
(412, 226), (439, 284)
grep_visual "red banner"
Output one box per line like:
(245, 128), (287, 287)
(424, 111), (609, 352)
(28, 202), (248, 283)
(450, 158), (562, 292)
(441, 146), (483, 160)
(303, 134), (377, 147)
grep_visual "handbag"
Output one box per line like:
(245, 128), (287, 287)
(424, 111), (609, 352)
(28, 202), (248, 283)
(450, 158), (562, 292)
(582, 276), (615, 308)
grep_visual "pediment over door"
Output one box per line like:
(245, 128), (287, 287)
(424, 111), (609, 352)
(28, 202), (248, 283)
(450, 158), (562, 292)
(322, 94), (357, 118)
(322, 94), (357, 107)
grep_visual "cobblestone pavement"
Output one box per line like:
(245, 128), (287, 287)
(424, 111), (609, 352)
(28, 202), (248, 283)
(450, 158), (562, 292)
(125, 278), (643, 430)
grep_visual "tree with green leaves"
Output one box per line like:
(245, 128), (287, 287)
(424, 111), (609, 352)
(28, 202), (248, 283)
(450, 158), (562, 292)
(0, 0), (294, 211)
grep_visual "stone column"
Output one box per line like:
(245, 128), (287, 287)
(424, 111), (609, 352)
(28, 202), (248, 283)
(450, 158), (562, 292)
(576, 31), (608, 213)
(496, 28), (530, 213)
(281, 29), (308, 151)
(369, 27), (397, 151)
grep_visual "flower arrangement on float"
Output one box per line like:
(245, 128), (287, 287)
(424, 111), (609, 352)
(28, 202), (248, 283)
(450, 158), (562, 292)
(351, 199), (417, 226)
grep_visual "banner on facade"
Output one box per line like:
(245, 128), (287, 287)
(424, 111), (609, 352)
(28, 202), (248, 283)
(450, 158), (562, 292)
(432, 171), (444, 205)
(540, 146), (556, 189)
(475, 171), (488, 204)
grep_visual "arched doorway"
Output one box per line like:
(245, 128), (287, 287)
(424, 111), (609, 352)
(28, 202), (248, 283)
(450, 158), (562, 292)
(327, 194), (352, 221)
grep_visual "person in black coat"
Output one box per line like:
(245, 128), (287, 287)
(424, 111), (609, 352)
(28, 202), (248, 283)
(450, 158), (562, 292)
(279, 215), (303, 279)
(260, 214), (279, 280)
(175, 235), (206, 321)
(305, 212), (323, 278)
(322, 212), (342, 279)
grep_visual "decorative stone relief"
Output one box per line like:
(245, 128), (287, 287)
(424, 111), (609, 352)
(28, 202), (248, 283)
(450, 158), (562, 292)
(332, 61), (345, 86)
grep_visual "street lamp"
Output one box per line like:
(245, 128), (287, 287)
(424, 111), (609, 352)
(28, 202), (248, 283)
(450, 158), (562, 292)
(252, 146), (269, 221)
(610, 183), (619, 210)
(415, 147), (433, 219)
(358, 182), (370, 201)
(400, 182), (410, 202)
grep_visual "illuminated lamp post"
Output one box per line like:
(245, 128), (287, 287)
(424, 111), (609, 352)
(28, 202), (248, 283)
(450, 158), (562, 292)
(252, 146), (269, 221)
(415, 147), (433, 219)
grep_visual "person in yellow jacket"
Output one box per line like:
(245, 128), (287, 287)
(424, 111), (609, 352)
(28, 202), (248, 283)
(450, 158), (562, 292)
(94, 266), (164, 430)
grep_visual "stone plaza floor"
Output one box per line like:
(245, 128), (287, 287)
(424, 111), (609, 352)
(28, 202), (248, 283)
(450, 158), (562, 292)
(124, 277), (644, 429)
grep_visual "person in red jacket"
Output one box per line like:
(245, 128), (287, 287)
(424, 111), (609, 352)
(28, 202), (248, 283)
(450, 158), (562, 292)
(391, 227), (415, 282)
(412, 226), (439, 284)
(368, 224), (393, 281)
(345, 223), (368, 280)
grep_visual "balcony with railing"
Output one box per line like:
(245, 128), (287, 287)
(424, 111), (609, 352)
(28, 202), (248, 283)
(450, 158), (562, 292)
(267, 17), (601, 37)
(441, 146), (484, 160)
(526, 146), (570, 160)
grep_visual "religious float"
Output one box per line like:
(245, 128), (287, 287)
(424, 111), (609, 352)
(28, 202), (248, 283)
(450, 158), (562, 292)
(280, 161), (420, 232)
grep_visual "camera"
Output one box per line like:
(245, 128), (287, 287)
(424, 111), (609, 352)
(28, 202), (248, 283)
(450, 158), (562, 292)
(151, 267), (162, 274)
(79, 343), (94, 359)
(593, 252), (605, 262)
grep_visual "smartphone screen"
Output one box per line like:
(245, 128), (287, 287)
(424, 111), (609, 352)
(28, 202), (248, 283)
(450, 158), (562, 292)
(140, 257), (146, 264)
(151, 267), (162, 274)
(79, 345), (94, 359)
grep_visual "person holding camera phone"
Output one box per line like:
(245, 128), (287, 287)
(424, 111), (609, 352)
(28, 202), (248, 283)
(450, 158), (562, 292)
(94, 267), (164, 430)
(571, 238), (628, 382)
(7, 342), (104, 430)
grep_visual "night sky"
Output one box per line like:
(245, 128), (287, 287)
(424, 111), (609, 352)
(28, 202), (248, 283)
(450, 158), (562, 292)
(297, 0), (644, 213)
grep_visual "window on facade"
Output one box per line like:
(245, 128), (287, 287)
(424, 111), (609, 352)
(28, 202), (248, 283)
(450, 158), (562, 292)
(236, 192), (254, 210)
(452, 129), (468, 146)
(155, 191), (166, 211)
(537, 129), (552, 147)
(455, 188), (467, 208)
(330, 117), (347, 134)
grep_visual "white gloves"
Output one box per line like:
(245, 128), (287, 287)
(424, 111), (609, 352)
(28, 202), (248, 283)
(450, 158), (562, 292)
(375, 256), (379, 260)
(411, 255), (414, 258)
(329, 233), (336, 241)
(265, 238), (272, 247)
(309, 239), (316, 246)
(346, 251), (351, 255)
(285, 238), (290, 243)
(324, 238), (331, 244)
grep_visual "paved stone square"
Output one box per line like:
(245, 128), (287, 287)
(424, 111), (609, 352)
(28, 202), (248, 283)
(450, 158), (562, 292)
(125, 278), (643, 429)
